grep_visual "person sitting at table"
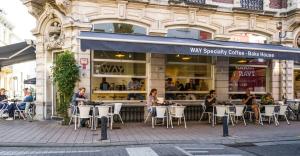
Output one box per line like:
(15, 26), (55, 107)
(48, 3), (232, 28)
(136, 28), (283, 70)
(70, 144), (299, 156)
(71, 87), (89, 127)
(0, 88), (8, 111)
(146, 88), (158, 115)
(242, 88), (259, 124)
(6, 88), (34, 121)
(99, 78), (110, 90)
(261, 93), (275, 105)
(127, 78), (143, 100)
(204, 90), (216, 113)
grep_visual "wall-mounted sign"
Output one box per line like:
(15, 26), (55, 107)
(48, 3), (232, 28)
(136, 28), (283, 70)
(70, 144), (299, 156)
(80, 58), (89, 70)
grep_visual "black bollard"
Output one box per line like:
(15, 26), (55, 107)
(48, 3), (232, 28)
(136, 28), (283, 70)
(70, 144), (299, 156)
(223, 115), (229, 137)
(100, 116), (108, 140)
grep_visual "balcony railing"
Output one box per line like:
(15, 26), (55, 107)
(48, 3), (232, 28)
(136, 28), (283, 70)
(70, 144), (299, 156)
(169, 0), (206, 5)
(240, 0), (263, 11)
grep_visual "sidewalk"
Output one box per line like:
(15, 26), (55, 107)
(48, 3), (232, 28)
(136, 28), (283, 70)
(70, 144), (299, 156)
(0, 119), (299, 147)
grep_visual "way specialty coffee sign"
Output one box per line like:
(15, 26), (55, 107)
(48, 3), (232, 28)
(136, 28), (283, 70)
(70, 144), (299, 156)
(189, 47), (275, 59)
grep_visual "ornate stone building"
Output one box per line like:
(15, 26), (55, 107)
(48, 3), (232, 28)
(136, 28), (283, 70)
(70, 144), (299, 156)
(22, 0), (300, 120)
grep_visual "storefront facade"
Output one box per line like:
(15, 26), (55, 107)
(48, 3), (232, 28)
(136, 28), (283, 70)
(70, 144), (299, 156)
(22, 0), (300, 120)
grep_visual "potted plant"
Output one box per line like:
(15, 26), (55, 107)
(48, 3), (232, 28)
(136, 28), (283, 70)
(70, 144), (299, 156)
(52, 51), (80, 124)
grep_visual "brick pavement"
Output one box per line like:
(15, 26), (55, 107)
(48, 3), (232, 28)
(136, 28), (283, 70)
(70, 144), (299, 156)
(0, 119), (299, 146)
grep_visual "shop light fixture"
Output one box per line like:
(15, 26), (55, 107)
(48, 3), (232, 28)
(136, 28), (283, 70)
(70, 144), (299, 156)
(176, 54), (180, 58)
(182, 56), (191, 61)
(115, 52), (125, 58)
(237, 59), (247, 63)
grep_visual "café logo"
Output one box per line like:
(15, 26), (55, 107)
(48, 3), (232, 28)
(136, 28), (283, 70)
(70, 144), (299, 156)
(98, 64), (125, 74)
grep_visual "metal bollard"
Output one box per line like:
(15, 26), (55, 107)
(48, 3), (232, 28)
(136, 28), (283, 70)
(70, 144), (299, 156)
(100, 116), (108, 140)
(223, 116), (229, 137)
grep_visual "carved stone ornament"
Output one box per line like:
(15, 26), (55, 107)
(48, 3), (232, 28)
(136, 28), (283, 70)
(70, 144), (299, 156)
(45, 21), (64, 50)
(55, 0), (71, 15)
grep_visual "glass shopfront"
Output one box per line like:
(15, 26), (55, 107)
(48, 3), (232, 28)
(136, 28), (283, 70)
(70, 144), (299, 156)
(165, 55), (214, 100)
(229, 58), (270, 99)
(91, 51), (147, 101)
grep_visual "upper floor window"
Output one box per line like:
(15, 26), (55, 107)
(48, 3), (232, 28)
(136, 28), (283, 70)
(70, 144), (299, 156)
(240, 0), (263, 11)
(230, 33), (268, 44)
(93, 23), (147, 35)
(167, 28), (212, 40)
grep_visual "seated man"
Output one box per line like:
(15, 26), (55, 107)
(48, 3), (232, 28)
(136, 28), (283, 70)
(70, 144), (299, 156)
(0, 88), (8, 111)
(6, 88), (34, 120)
(242, 88), (259, 124)
(204, 90), (216, 113)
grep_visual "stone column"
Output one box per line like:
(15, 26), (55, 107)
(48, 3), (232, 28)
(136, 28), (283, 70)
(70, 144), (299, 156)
(149, 53), (165, 98)
(280, 60), (294, 100)
(271, 60), (280, 101)
(215, 57), (229, 101)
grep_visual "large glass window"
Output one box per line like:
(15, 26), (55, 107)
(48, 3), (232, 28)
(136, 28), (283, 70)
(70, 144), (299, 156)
(167, 28), (212, 40)
(294, 68), (300, 99)
(229, 58), (269, 94)
(93, 23), (146, 35)
(92, 51), (147, 101)
(165, 55), (213, 100)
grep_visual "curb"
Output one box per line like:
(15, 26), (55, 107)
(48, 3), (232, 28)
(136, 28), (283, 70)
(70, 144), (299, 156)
(0, 136), (299, 147)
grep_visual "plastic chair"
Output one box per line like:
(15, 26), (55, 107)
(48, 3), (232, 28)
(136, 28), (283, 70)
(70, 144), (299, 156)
(213, 105), (228, 126)
(234, 105), (246, 126)
(69, 104), (78, 125)
(96, 106), (111, 129)
(14, 102), (29, 120)
(76, 106), (93, 130)
(157, 97), (164, 104)
(276, 105), (290, 125)
(169, 106), (186, 128)
(260, 105), (279, 126)
(109, 103), (124, 128)
(199, 103), (212, 123)
(152, 106), (168, 128)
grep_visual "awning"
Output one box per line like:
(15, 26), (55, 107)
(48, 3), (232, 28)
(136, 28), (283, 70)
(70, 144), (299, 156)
(79, 32), (300, 60)
(0, 40), (36, 67)
(24, 77), (36, 85)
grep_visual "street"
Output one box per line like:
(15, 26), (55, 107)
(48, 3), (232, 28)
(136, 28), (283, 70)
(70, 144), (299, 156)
(0, 140), (299, 156)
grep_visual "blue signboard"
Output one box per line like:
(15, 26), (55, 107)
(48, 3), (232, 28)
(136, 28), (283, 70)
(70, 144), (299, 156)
(79, 32), (300, 60)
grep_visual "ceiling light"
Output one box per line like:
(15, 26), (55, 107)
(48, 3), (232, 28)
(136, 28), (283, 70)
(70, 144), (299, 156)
(115, 52), (125, 58)
(182, 56), (191, 61)
(176, 54), (180, 58)
(237, 59), (247, 64)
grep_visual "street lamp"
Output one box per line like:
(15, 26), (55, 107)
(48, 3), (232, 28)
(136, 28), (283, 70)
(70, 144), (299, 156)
(276, 21), (287, 45)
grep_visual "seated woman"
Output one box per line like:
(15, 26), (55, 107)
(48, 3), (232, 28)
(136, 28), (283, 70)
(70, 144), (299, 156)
(204, 90), (216, 113)
(261, 93), (275, 105)
(71, 87), (89, 127)
(260, 93), (275, 114)
(242, 88), (259, 124)
(146, 88), (158, 115)
(6, 88), (34, 120)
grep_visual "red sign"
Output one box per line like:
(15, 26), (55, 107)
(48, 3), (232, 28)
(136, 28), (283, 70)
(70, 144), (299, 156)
(80, 58), (88, 70)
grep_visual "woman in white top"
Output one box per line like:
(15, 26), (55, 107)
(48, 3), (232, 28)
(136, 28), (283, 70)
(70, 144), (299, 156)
(146, 88), (158, 112)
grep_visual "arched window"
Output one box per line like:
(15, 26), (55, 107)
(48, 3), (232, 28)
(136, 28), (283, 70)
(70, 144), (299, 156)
(167, 28), (212, 40)
(93, 23), (147, 35)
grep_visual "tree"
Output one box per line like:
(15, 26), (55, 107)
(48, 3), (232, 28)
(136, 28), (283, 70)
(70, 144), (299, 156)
(52, 51), (80, 124)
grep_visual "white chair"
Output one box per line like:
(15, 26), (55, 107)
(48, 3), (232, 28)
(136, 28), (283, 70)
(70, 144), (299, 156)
(169, 106), (186, 128)
(14, 102), (30, 120)
(276, 105), (290, 125)
(260, 105), (279, 126)
(144, 106), (152, 123)
(213, 105), (228, 126)
(109, 103), (124, 128)
(199, 103), (212, 123)
(226, 106), (235, 126)
(152, 106), (168, 128)
(234, 105), (246, 126)
(0, 103), (9, 118)
(76, 106), (93, 130)
(96, 106), (111, 129)
(69, 105), (78, 125)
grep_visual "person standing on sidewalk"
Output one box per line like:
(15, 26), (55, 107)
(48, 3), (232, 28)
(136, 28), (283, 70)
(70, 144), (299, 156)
(0, 88), (8, 112)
